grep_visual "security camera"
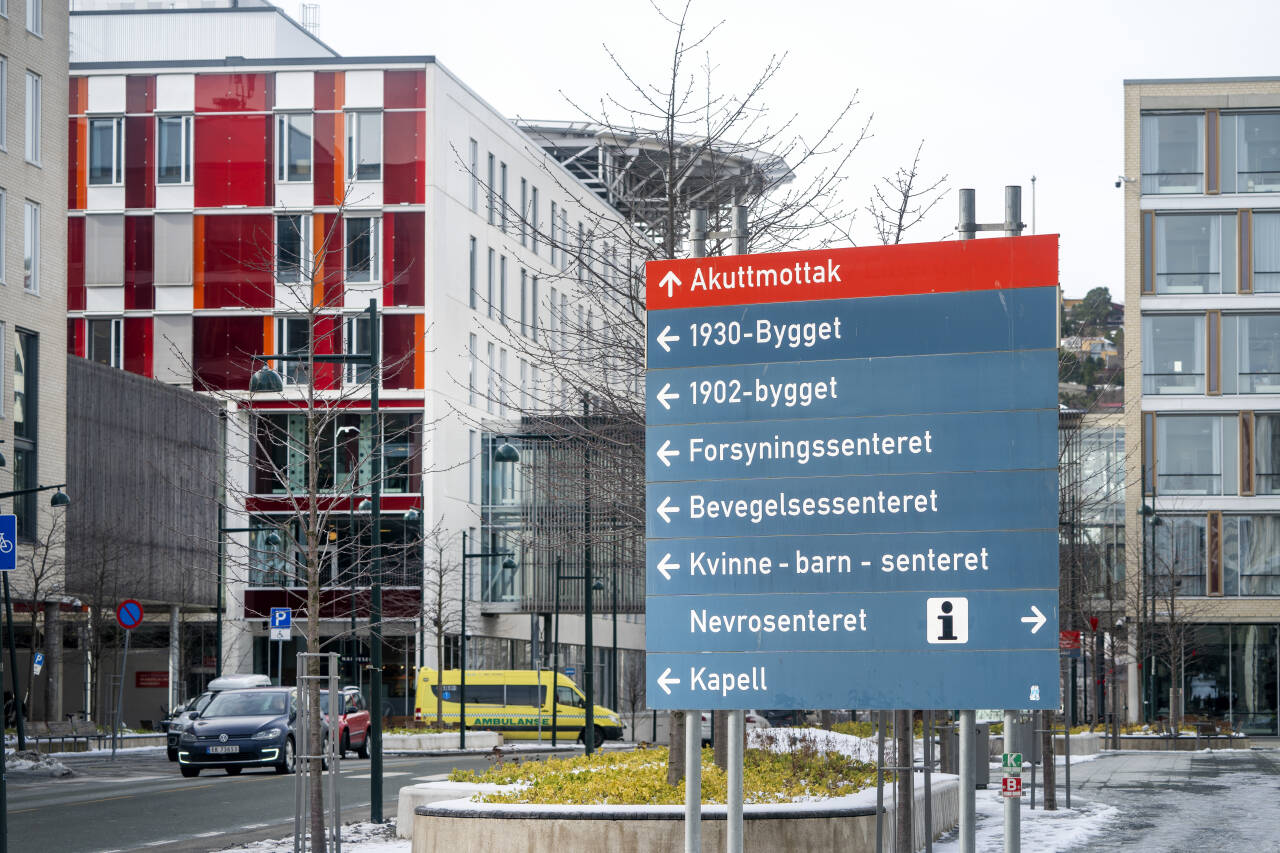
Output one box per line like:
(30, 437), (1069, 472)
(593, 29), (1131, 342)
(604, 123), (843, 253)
(1115, 175), (1135, 189)
(1114, 179), (1122, 188)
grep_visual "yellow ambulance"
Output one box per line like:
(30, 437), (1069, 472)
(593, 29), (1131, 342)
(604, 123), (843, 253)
(414, 667), (624, 746)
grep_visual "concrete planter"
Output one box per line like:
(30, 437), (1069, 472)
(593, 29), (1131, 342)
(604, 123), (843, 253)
(990, 732), (1101, 758)
(383, 732), (503, 751)
(1117, 734), (1250, 751)
(407, 776), (959, 852)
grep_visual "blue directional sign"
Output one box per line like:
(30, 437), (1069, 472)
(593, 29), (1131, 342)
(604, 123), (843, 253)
(270, 607), (292, 629)
(0, 514), (15, 573)
(644, 236), (1061, 711)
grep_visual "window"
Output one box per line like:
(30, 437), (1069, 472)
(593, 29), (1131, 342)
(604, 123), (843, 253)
(520, 269), (528, 336)
(530, 186), (539, 254)
(577, 222), (585, 282)
(345, 111), (382, 181)
(499, 162), (508, 232)
(1141, 113), (1204, 194)
(468, 138), (478, 212)
(343, 313), (372, 385)
(560, 209), (570, 272)
(1223, 515), (1280, 595)
(22, 200), (37, 293)
(345, 217), (379, 283)
(275, 214), (311, 284)
(1225, 314), (1280, 393)
(274, 317), (311, 385)
(24, 71), (40, 164)
(468, 334), (478, 407)
(1256, 416), (1280, 496)
(486, 248), (495, 319)
(549, 286), (558, 341)
(530, 276), (538, 342)
(1252, 213), (1280, 292)
(519, 358), (528, 411)
(154, 114), (193, 184)
(560, 292), (568, 350)
(0, 57), (8, 151)
(1227, 113), (1280, 193)
(87, 317), (123, 368)
(275, 113), (312, 182)
(12, 330), (36, 539)
(520, 178), (527, 246)
(1142, 314), (1204, 394)
(486, 153), (495, 225)
(486, 341), (496, 414)
(1154, 213), (1236, 294)
(25, 0), (39, 35)
(1151, 515), (1206, 596)
(550, 202), (558, 266)
(499, 255), (507, 325)
(0, 189), (6, 284)
(88, 116), (123, 185)
(1156, 415), (1237, 496)
(499, 347), (508, 417)
(468, 236), (477, 310)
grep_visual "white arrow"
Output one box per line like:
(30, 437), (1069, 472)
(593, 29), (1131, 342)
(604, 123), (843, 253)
(657, 667), (680, 695)
(658, 270), (682, 299)
(656, 440), (679, 467)
(1021, 605), (1047, 634)
(656, 553), (680, 581)
(656, 383), (680, 410)
(656, 325), (680, 353)
(656, 496), (680, 524)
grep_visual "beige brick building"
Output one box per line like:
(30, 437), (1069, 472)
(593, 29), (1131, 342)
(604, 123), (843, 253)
(1124, 77), (1280, 733)
(0, 0), (70, 721)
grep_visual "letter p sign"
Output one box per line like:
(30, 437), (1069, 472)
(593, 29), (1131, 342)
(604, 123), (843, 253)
(926, 597), (969, 644)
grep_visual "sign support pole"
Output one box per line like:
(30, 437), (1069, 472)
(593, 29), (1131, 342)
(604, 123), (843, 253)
(1003, 710), (1020, 853)
(113, 629), (131, 759)
(727, 710), (744, 853)
(958, 710), (975, 853)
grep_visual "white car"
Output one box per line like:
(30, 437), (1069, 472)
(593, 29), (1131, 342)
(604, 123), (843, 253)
(699, 710), (770, 745)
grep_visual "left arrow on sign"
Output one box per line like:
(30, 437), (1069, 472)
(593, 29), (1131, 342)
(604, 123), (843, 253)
(656, 383), (680, 410)
(1020, 605), (1047, 634)
(657, 667), (680, 695)
(656, 553), (680, 580)
(656, 440), (679, 467)
(656, 325), (680, 353)
(656, 496), (680, 524)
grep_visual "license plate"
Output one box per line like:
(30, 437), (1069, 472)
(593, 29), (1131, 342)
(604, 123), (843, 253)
(208, 745), (239, 754)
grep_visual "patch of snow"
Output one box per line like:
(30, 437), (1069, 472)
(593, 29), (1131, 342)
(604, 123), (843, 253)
(216, 821), (406, 852)
(933, 786), (1120, 853)
(5, 750), (73, 777)
(749, 726), (893, 764)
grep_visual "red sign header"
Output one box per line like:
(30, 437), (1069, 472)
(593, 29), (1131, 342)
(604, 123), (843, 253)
(646, 234), (1058, 311)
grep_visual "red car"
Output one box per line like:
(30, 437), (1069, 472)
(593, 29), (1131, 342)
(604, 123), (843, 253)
(320, 687), (371, 759)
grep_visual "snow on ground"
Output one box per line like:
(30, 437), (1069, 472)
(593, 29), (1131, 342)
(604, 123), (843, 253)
(4, 750), (73, 777)
(217, 822), (406, 853)
(749, 725), (895, 764)
(933, 786), (1120, 853)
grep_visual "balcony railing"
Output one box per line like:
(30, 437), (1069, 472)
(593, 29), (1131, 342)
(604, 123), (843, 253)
(1143, 371), (1205, 395)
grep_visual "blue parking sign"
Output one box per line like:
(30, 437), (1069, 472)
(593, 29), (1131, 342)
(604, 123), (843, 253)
(0, 515), (16, 572)
(270, 607), (291, 629)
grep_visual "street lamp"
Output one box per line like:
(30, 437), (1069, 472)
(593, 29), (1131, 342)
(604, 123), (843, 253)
(215, 523), (282, 680)
(248, 298), (391, 822)
(549, 556), (604, 752)
(459, 530), (515, 748)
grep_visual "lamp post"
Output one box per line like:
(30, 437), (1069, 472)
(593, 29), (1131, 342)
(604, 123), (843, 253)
(550, 558), (604, 754)
(249, 297), (392, 822)
(216, 523), (282, 681)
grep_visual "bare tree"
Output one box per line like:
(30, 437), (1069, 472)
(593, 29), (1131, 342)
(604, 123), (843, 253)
(866, 139), (949, 245)
(420, 521), (460, 729)
(14, 509), (65, 720)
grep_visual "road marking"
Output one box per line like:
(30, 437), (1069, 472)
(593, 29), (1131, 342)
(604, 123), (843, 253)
(413, 774), (450, 782)
(192, 831), (222, 837)
(10, 782), (220, 813)
(346, 771), (409, 779)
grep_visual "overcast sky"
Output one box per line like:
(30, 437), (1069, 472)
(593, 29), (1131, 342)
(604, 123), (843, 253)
(308, 0), (1280, 299)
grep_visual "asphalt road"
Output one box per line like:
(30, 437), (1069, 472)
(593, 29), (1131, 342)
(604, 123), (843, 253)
(5, 746), (533, 852)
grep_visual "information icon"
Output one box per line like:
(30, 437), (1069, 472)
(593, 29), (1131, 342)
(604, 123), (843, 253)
(926, 597), (969, 644)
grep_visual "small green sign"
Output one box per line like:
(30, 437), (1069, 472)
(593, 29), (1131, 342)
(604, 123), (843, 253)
(1001, 752), (1023, 771)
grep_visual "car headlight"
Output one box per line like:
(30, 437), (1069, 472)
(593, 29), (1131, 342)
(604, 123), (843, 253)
(180, 731), (196, 744)
(252, 727), (282, 740)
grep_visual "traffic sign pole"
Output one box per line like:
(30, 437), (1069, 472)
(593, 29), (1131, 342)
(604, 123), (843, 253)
(1004, 711), (1021, 853)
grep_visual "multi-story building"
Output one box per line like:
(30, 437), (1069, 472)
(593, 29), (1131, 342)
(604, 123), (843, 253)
(65, 1), (648, 719)
(0, 0), (70, 721)
(1124, 77), (1280, 734)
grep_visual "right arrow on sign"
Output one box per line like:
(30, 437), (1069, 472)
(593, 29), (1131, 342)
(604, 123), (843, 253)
(656, 553), (679, 580)
(656, 440), (679, 467)
(1021, 605), (1047, 634)
(657, 667), (680, 694)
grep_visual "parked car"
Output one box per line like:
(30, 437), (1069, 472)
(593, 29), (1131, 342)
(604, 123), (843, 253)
(176, 687), (295, 777)
(320, 686), (371, 759)
(164, 674), (272, 761)
(699, 710), (771, 745)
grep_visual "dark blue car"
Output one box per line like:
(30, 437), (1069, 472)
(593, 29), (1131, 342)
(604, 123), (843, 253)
(177, 687), (295, 777)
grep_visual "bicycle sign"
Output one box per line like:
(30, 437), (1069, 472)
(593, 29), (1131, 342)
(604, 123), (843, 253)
(0, 514), (16, 572)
